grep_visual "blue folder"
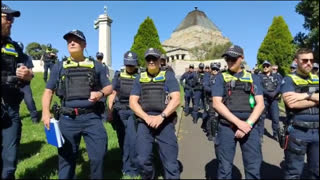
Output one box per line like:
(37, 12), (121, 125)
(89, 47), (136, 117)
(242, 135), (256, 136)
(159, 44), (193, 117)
(44, 118), (65, 148)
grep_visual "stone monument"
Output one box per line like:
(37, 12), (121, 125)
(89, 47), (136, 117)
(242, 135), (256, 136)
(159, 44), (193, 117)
(94, 6), (113, 69)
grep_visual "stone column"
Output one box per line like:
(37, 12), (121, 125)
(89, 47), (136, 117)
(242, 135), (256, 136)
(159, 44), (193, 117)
(94, 6), (113, 68)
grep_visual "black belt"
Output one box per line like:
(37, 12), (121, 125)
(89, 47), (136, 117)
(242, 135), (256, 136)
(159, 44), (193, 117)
(292, 121), (319, 129)
(61, 107), (95, 116)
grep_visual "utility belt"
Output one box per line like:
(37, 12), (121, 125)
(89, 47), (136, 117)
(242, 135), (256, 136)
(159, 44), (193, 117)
(292, 121), (319, 129)
(60, 102), (105, 117)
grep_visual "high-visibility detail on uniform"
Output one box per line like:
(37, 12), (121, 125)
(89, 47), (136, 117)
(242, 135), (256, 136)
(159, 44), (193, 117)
(63, 57), (94, 69)
(1, 43), (18, 57)
(139, 70), (167, 113)
(286, 73), (319, 117)
(140, 71), (166, 83)
(222, 70), (253, 83)
(120, 69), (137, 79)
(288, 73), (319, 85)
(46, 49), (53, 53)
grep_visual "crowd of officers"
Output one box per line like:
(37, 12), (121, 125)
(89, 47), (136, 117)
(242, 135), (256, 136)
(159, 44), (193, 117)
(1, 3), (319, 180)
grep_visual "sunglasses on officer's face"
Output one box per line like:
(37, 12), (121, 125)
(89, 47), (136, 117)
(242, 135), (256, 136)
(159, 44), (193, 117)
(146, 57), (159, 63)
(300, 58), (314, 64)
(1, 14), (14, 22)
(263, 65), (270, 68)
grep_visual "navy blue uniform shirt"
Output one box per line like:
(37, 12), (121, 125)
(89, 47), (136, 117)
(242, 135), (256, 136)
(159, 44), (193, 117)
(46, 60), (111, 108)
(131, 70), (180, 115)
(212, 70), (263, 119)
(280, 73), (318, 122)
(180, 71), (196, 87)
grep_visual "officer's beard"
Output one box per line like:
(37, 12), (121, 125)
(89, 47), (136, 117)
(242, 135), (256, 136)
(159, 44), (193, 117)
(1, 25), (11, 39)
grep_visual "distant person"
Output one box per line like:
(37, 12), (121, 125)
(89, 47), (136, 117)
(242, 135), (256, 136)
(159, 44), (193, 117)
(192, 63), (206, 124)
(40, 43), (57, 82)
(311, 63), (319, 76)
(205, 65), (210, 73)
(290, 62), (297, 74)
(1, 4), (34, 179)
(160, 54), (174, 73)
(17, 41), (39, 123)
(41, 29), (113, 179)
(281, 48), (319, 179)
(272, 65), (283, 81)
(180, 64), (196, 116)
(212, 45), (265, 179)
(96, 52), (110, 78)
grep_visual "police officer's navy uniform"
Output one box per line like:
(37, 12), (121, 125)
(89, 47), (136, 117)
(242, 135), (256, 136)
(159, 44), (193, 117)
(131, 49), (180, 179)
(45, 30), (111, 179)
(212, 69), (263, 179)
(281, 72), (319, 179)
(42, 44), (56, 82)
(192, 64), (207, 123)
(1, 4), (33, 177)
(180, 66), (196, 115)
(111, 51), (139, 176)
(258, 61), (281, 139)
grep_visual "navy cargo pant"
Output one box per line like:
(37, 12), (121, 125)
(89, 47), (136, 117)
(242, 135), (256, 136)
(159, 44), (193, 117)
(21, 84), (38, 122)
(135, 120), (180, 179)
(183, 88), (193, 114)
(58, 112), (107, 179)
(192, 90), (206, 122)
(284, 125), (319, 179)
(258, 98), (280, 138)
(215, 122), (262, 179)
(43, 62), (54, 82)
(118, 109), (138, 176)
(1, 104), (21, 179)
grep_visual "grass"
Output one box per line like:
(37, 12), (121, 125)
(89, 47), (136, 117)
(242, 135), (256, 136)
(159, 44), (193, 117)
(16, 72), (130, 179)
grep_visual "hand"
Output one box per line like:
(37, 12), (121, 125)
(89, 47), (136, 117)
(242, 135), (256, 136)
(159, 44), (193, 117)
(16, 66), (33, 81)
(148, 115), (165, 129)
(143, 116), (153, 127)
(283, 92), (308, 105)
(42, 111), (51, 130)
(88, 91), (103, 103)
(236, 120), (252, 134)
(235, 129), (246, 139)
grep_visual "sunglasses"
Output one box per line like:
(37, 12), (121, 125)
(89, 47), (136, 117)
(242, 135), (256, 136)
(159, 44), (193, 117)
(146, 58), (158, 62)
(272, 68), (278, 70)
(300, 59), (314, 64)
(263, 65), (270, 68)
(1, 14), (14, 22)
(225, 56), (238, 62)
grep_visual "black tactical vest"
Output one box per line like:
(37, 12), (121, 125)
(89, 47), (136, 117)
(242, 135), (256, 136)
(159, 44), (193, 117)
(139, 71), (167, 113)
(261, 74), (278, 92)
(56, 58), (99, 101)
(118, 70), (137, 104)
(222, 71), (254, 113)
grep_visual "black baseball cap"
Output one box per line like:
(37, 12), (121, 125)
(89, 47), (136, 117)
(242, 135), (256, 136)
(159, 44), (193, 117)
(63, 30), (86, 42)
(1, 3), (20, 17)
(222, 45), (244, 58)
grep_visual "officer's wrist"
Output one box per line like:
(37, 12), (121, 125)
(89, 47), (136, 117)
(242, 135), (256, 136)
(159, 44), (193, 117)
(246, 119), (254, 127)
(98, 90), (105, 97)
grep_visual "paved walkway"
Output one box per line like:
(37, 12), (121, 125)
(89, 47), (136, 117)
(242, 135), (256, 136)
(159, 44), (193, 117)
(177, 114), (287, 179)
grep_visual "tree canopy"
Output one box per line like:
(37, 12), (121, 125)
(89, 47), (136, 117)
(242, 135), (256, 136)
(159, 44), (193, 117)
(130, 17), (165, 67)
(257, 16), (296, 75)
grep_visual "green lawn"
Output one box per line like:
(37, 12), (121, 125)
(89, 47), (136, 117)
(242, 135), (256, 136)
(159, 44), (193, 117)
(16, 72), (129, 179)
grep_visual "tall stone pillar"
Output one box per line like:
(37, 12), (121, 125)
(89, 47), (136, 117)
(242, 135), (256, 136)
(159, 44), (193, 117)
(94, 6), (113, 68)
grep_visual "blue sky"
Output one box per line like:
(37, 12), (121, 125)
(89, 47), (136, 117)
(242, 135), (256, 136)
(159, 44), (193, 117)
(5, 1), (306, 70)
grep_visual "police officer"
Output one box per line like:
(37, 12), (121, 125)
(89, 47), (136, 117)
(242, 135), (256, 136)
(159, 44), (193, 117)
(192, 63), (206, 124)
(312, 62), (319, 76)
(41, 29), (112, 179)
(205, 65), (210, 73)
(258, 60), (281, 141)
(17, 41), (39, 123)
(40, 43), (57, 82)
(129, 48), (181, 179)
(180, 64), (196, 116)
(290, 62), (297, 74)
(160, 54), (174, 73)
(212, 45), (265, 179)
(281, 48), (319, 179)
(108, 51), (139, 177)
(96, 52), (110, 78)
(1, 4), (34, 179)
(203, 62), (220, 141)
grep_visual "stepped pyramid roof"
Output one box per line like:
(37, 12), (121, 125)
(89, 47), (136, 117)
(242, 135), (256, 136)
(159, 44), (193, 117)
(174, 7), (220, 32)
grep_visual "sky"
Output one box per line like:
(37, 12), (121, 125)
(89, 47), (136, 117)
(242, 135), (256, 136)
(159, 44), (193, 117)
(5, 1), (307, 71)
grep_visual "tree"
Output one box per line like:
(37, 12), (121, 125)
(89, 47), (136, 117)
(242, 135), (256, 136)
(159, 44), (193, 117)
(26, 42), (59, 60)
(257, 16), (296, 75)
(130, 17), (165, 67)
(294, 0), (319, 61)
